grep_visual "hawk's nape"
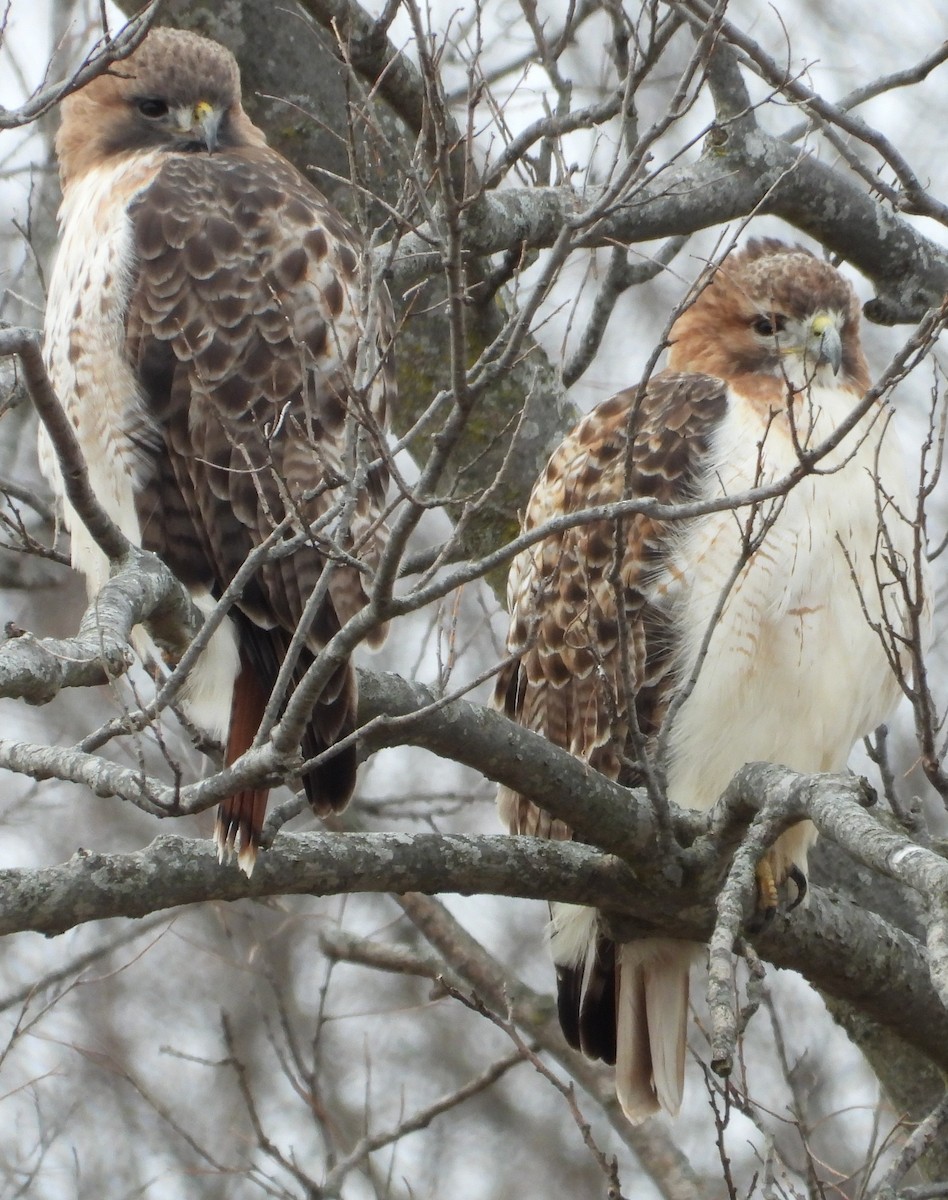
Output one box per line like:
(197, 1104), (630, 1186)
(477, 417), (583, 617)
(41, 27), (393, 873)
(495, 240), (926, 1121)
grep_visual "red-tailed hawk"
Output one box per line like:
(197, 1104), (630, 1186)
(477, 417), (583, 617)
(495, 241), (922, 1121)
(41, 28), (391, 872)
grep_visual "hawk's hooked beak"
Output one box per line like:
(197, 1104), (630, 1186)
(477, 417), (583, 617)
(191, 100), (221, 152)
(173, 100), (222, 152)
(809, 311), (843, 376)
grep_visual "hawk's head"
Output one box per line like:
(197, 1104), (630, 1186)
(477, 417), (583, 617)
(56, 27), (266, 186)
(668, 239), (869, 393)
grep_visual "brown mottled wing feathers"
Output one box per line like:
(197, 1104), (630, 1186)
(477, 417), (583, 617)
(494, 373), (729, 839)
(125, 146), (391, 835)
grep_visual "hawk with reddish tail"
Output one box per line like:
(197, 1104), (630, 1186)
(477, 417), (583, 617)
(495, 240), (923, 1121)
(42, 27), (392, 872)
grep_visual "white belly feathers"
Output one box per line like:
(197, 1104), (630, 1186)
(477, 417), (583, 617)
(664, 383), (919, 813)
(41, 159), (154, 591)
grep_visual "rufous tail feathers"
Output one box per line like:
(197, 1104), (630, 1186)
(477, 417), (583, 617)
(215, 655), (359, 875)
(216, 661), (270, 876)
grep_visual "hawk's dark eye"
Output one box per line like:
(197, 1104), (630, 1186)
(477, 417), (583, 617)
(137, 98), (169, 119)
(751, 313), (787, 337)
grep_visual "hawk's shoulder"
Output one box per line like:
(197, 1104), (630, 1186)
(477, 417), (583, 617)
(524, 371), (727, 518)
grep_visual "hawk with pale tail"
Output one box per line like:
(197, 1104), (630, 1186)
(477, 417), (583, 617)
(42, 27), (391, 872)
(495, 241), (924, 1121)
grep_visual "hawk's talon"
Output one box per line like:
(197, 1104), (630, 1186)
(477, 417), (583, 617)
(787, 864), (808, 911)
(748, 859), (808, 930)
(745, 903), (776, 935)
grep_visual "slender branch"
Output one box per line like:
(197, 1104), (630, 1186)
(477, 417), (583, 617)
(392, 893), (740, 1200)
(873, 1091), (948, 1199)
(0, 327), (129, 562)
(0, 3), (161, 129)
(322, 1047), (527, 1193)
(783, 41), (948, 142)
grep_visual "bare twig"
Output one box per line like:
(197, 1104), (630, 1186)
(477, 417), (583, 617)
(0, 3), (160, 129)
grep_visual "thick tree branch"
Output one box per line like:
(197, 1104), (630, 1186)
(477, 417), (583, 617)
(292, 0), (948, 319)
(0, 833), (635, 937)
(0, 550), (193, 702)
(1, 829), (946, 1084)
(382, 147), (948, 322)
